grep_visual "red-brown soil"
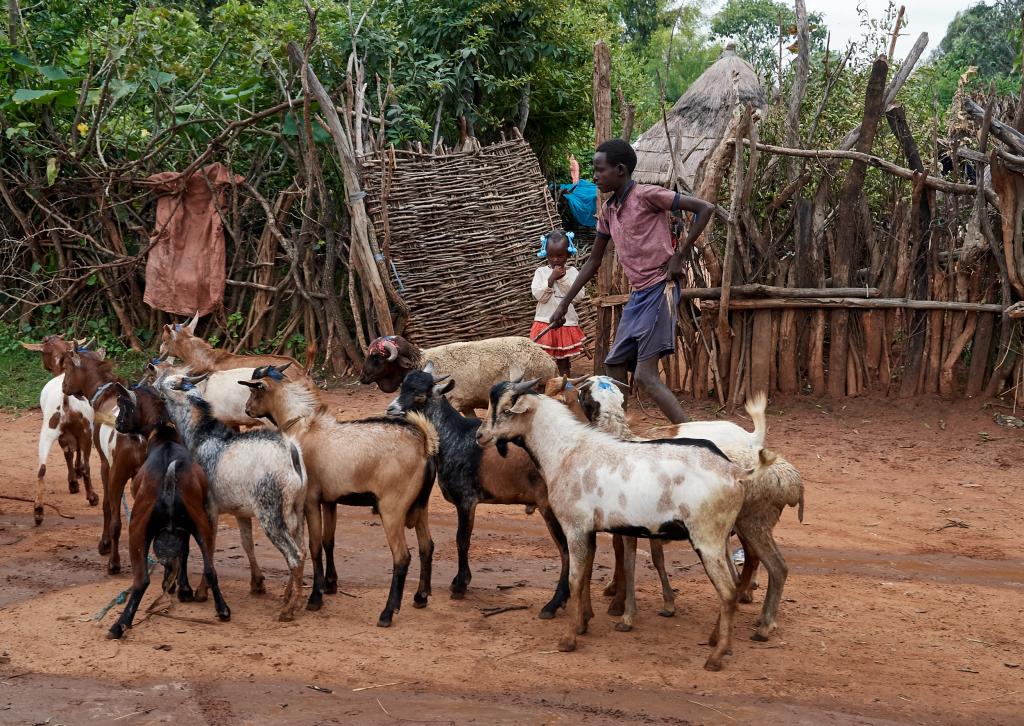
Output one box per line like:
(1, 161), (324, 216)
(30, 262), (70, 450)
(1, 383), (1022, 724)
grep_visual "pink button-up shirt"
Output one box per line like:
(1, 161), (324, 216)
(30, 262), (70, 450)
(596, 182), (680, 291)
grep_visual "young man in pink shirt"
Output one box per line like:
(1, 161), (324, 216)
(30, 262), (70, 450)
(549, 139), (714, 423)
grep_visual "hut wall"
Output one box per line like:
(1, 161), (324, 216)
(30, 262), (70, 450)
(361, 139), (596, 349)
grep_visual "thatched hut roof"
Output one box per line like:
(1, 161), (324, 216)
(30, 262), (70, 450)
(633, 42), (766, 187)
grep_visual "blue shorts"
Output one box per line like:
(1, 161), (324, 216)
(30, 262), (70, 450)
(605, 281), (679, 370)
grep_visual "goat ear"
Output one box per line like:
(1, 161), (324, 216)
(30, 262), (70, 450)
(507, 364), (525, 383)
(508, 396), (532, 415)
(186, 311), (200, 334)
(69, 352), (82, 367)
(237, 380), (264, 389)
(422, 361), (434, 375)
(20, 342), (44, 352)
(432, 379), (455, 397)
(397, 355), (416, 370)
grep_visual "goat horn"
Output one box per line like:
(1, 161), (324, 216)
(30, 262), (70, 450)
(382, 339), (399, 362)
(432, 373), (452, 384)
(274, 362), (292, 373)
(187, 310), (201, 334)
(20, 342), (44, 352)
(567, 375), (588, 385)
(513, 378), (540, 394)
(183, 373), (209, 386)
(237, 380), (262, 389)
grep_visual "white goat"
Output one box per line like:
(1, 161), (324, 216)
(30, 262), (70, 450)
(477, 379), (769, 671)
(34, 375), (98, 524)
(577, 378), (802, 641)
(143, 358), (263, 428)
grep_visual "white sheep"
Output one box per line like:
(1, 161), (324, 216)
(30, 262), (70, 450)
(143, 358), (264, 428)
(361, 335), (557, 415)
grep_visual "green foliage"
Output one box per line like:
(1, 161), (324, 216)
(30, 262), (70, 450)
(709, 0), (826, 82)
(930, 0), (1023, 104)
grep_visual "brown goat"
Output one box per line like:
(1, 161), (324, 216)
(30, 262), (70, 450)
(240, 364), (438, 627)
(158, 312), (306, 380)
(107, 410), (230, 639)
(61, 353), (156, 573)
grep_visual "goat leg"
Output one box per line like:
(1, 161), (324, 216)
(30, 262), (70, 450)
(237, 516), (266, 595)
(322, 502), (339, 594)
(450, 502), (476, 599)
(607, 534), (627, 616)
(649, 540), (676, 616)
(614, 536), (638, 632)
(108, 513), (153, 639)
(61, 440), (78, 494)
(175, 537), (195, 602)
(538, 507), (569, 619)
(602, 534), (624, 598)
(411, 505), (434, 609)
(377, 507), (411, 627)
(305, 499), (326, 611)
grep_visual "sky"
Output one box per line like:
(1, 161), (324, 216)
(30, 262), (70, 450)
(709, 0), (972, 58)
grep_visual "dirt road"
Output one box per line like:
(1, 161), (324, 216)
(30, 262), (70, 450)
(1, 384), (1021, 724)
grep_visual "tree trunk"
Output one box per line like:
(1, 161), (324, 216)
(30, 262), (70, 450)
(784, 0), (810, 182)
(593, 40), (613, 375)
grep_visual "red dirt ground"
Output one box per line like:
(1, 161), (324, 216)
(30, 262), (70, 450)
(1, 381), (1022, 725)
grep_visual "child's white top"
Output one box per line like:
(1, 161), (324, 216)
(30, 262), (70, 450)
(532, 265), (585, 326)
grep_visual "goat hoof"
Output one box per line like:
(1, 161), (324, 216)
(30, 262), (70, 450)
(412, 592), (428, 609)
(98, 540), (111, 556)
(193, 589), (209, 603)
(177, 588), (195, 603)
(574, 624), (587, 635)
(107, 562), (121, 576)
(324, 581), (338, 595)
(703, 659), (723, 672)
(277, 610), (295, 622)
(106, 626), (125, 640)
(614, 622), (633, 632)
(607, 603), (624, 617)
(250, 581), (266, 595)
(449, 590), (466, 601)
(376, 615), (393, 628)
(87, 493), (99, 507)
(557, 638), (577, 652)
(217, 608), (231, 622)
(537, 609), (556, 620)
(68, 482), (80, 494)
(658, 608), (676, 618)
(602, 583), (618, 597)
(739, 591), (754, 604)
(306, 599), (323, 612)
(33, 506), (44, 526)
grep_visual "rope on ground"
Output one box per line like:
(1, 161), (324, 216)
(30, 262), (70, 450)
(0, 495), (75, 519)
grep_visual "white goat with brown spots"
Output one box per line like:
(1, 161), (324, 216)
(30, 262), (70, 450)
(573, 379), (803, 642)
(477, 378), (769, 671)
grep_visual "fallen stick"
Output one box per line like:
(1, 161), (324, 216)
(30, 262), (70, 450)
(353, 681), (405, 692)
(152, 611), (218, 626)
(964, 690), (1021, 705)
(0, 495), (75, 519)
(480, 605), (529, 617)
(686, 699), (736, 721)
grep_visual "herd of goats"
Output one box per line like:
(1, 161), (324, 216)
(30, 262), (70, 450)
(20, 313), (804, 671)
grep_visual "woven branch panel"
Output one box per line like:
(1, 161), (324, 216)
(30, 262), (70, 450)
(361, 139), (596, 349)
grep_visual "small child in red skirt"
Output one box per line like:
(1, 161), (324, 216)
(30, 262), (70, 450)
(531, 229), (586, 376)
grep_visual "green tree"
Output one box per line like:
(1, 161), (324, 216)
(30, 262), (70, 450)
(930, 0), (1023, 104)
(709, 0), (825, 82)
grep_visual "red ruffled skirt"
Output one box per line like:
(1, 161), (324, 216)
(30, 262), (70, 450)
(531, 321), (586, 359)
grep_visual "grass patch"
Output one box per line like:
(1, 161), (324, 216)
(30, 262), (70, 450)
(0, 342), (153, 412)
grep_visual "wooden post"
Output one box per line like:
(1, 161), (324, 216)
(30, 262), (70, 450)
(829, 55), (888, 397)
(593, 40), (613, 375)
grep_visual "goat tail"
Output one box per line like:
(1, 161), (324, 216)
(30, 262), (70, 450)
(93, 410), (117, 427)
(744, 391), (768, 447)
(405, 411), (439, 458)
(162, 460), (180, 510)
